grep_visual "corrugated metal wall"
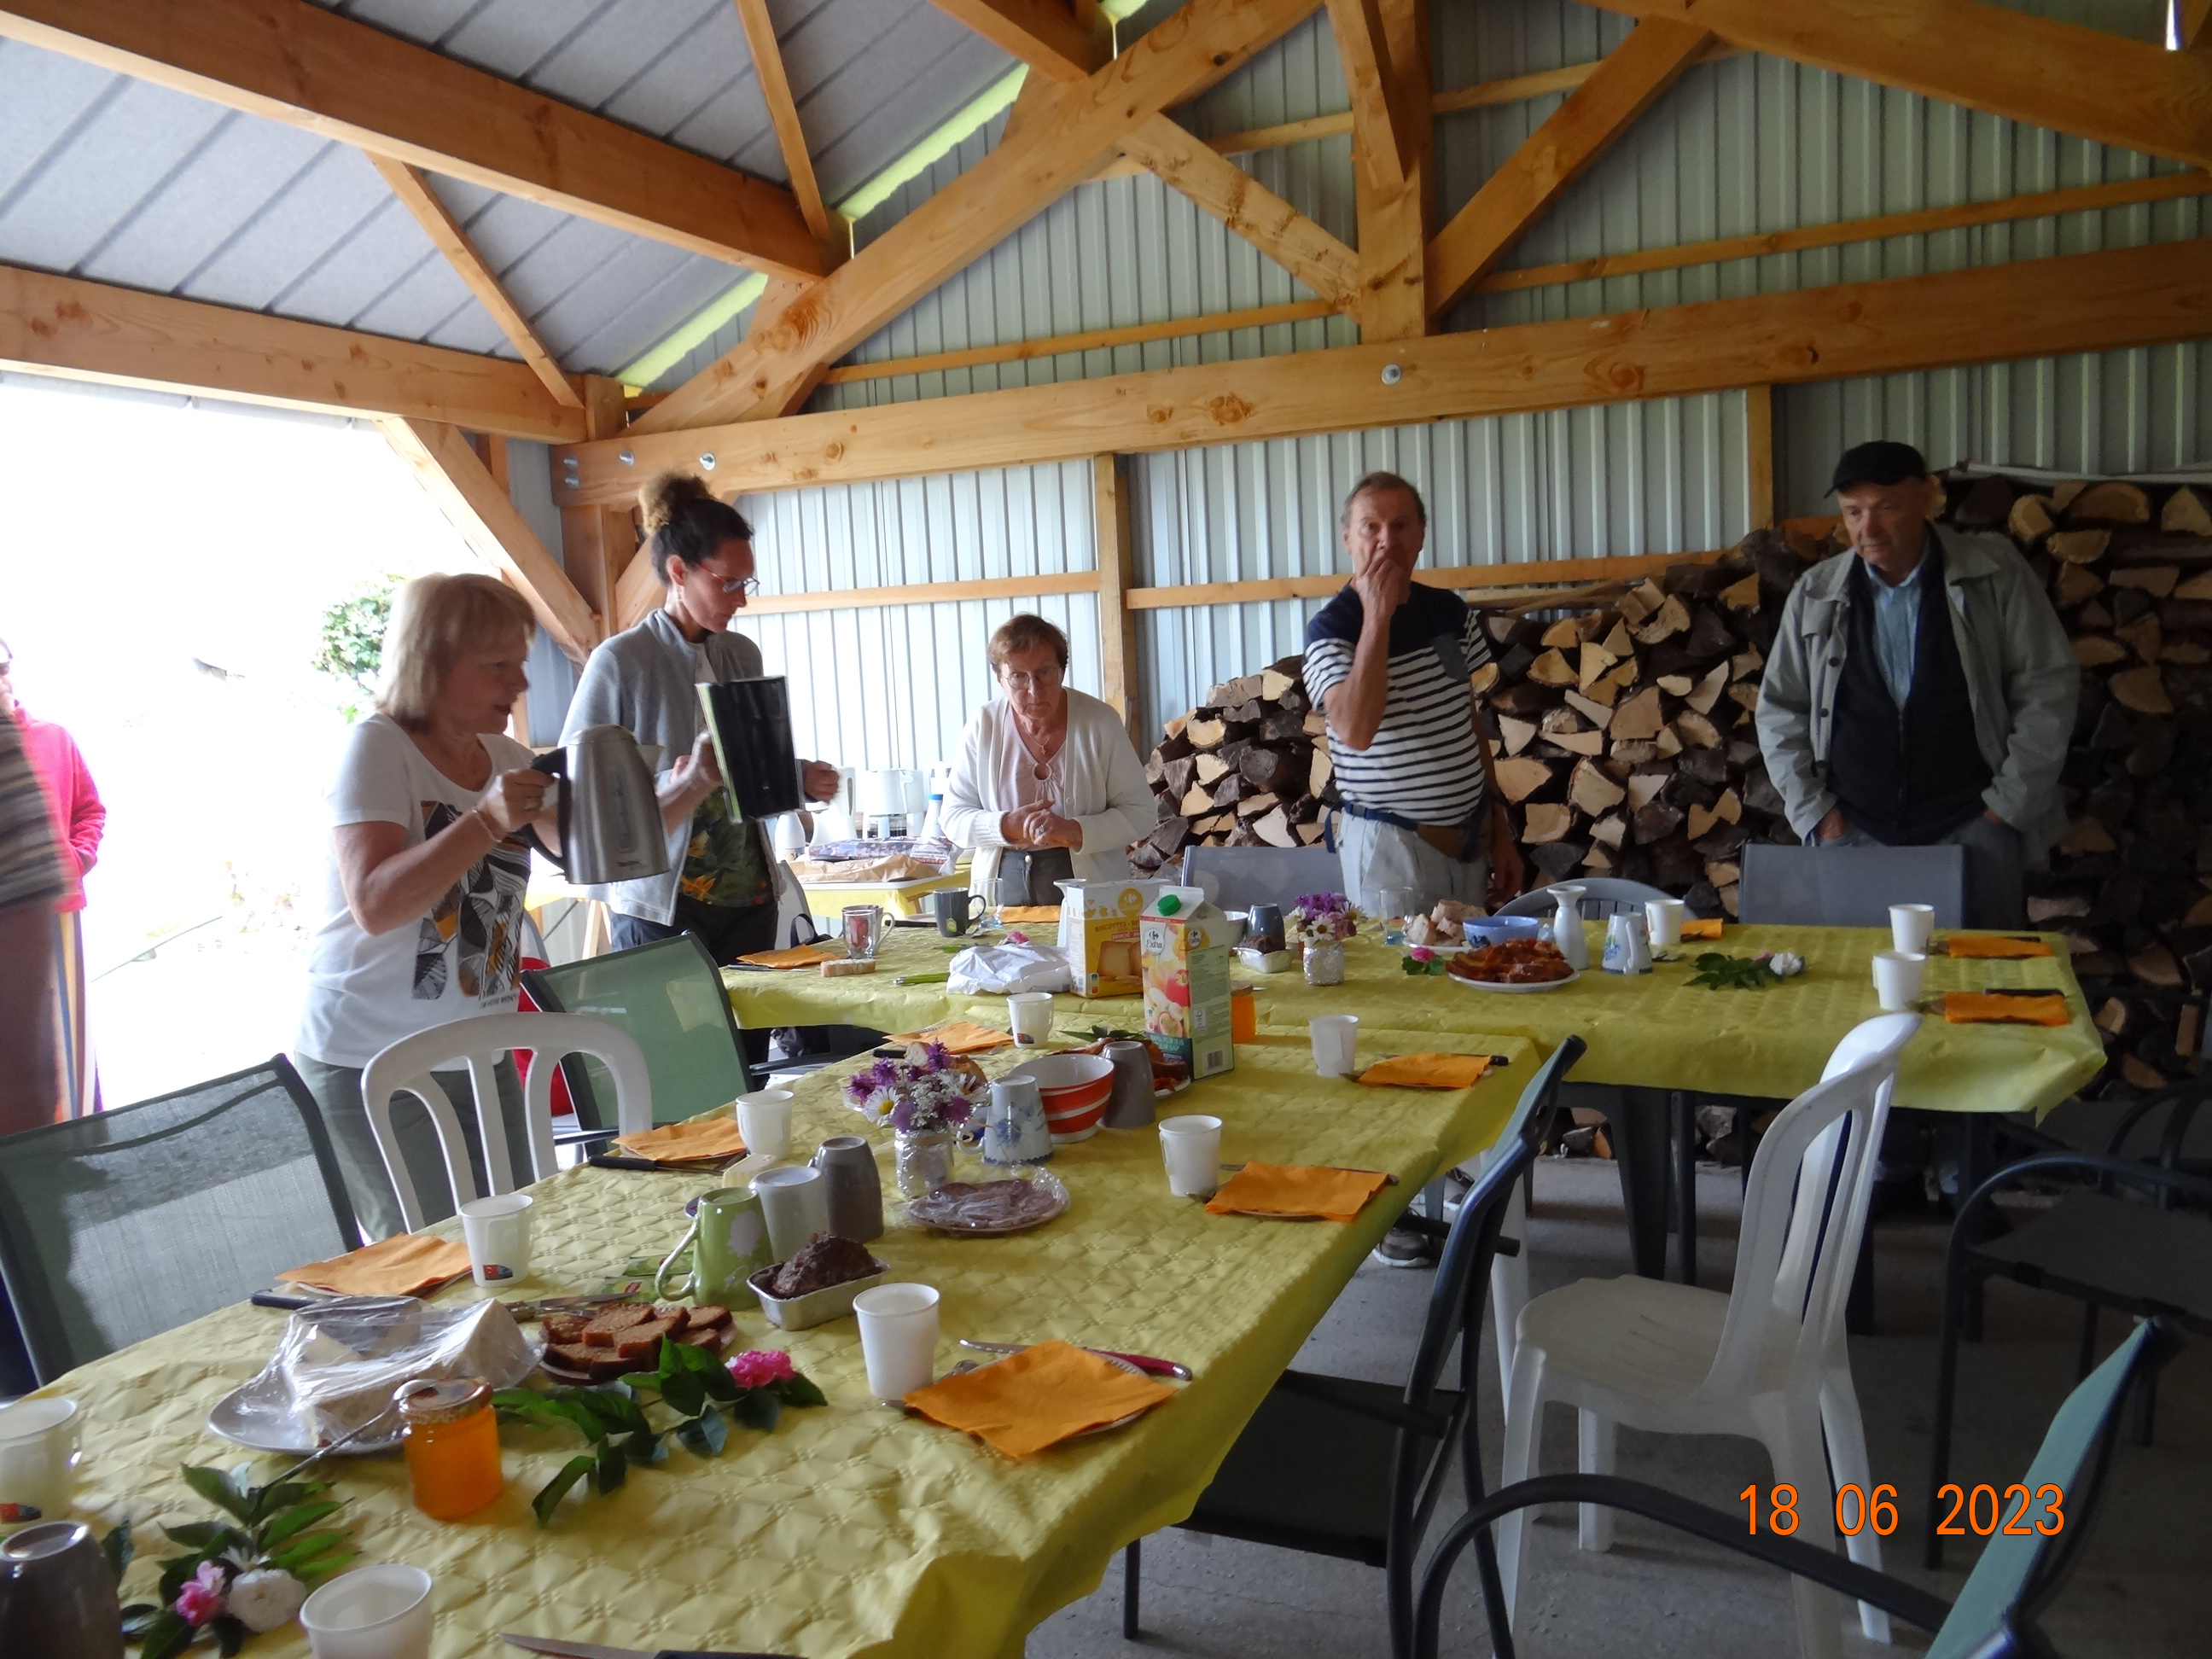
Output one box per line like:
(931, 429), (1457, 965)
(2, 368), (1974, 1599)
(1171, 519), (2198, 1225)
(649, 0), (2211, 756)
(731, 462), (1099, 771)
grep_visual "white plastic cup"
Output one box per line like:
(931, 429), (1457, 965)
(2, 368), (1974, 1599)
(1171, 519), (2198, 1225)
(735, 1088), (795, 1160)
(300, 1563), (434, 1659)
(750, 1163), (831, 1262)
(1007, 992), (1055, 1046)
(1309, 1014), (1359, 1078)
(1871, 951), (1928, 1012)
(1890, 903), (1936, 955)
(457, 1193), (532, 1286)
(853, 1283), (941, 1401)
(1159, 1115), (1224, 1199)
(1646, 898), (1686, 948)
(0, 1397), (79, 1527)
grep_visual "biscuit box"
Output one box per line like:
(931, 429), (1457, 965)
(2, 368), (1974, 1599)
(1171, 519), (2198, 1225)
(1140, 884), (1236, 1080)
(1055, 879), (1160, 997)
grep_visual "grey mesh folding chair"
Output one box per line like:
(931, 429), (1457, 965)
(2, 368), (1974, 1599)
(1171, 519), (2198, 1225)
(1178, 845), (1348, 911)
(521, 934), (755, 1130)
(1121, 1037), (1585, 1659)
(1414, 1318), (2180, 1659)
(0, 1057), (358, 1386)
(1738, 842), (1965, 928)
(1925, 1132), (2212, 1569)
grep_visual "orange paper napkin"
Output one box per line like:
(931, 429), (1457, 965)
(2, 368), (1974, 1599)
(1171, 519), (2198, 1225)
(998, 905), (1062, 926)
(887, 1021), (1016, 1054)
(1943, 992), (2071, 1027)
(614, 1115), (746, 1163)
(736, 943), (847, 969)
(1680, 918), (1724, 940)
(903, 1341), (1175, 1458)
(1944, 935), (2054, 960)
(1206, 1161), (1391, 1222)
(278, 1232), (473, 1299)
(1358, 1053), (1493, 1090)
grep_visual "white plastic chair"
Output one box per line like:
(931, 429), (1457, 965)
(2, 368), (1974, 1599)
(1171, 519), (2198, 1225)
(359, 1012), (653, 1232)
(1494, 1012), (1920, 1659)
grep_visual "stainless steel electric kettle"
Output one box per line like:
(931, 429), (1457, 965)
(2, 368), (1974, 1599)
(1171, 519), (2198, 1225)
(530, 725), (672, 886)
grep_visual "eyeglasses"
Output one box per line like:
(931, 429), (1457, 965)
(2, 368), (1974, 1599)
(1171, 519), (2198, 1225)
(998, 666), (1063, 692)
(705, 571), (761, 597)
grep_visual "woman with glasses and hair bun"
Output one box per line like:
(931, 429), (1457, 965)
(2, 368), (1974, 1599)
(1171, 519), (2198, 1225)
(561, 471), (841, 972)
(942, 613), (1151, 906)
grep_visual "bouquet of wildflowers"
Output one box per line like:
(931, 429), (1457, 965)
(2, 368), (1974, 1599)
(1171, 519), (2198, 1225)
(843, 1043), (977, 1134)
(1287, 892), (1359, 946)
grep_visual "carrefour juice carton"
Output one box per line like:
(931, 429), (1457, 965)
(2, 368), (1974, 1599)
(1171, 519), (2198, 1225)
(1140, 885), (1236, 1080)
(1056, 879), (1159, 997)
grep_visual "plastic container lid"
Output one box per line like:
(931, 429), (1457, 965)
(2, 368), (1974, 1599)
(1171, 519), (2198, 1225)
(393, 1377), (491, 1426)
(1157, 894), (1181, 915)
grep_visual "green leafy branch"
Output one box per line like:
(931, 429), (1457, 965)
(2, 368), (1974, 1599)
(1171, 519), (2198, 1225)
(117, 1465), (352, 1658)
(493, 1339), (825, 1527)
(1685, 952), (1784, 991)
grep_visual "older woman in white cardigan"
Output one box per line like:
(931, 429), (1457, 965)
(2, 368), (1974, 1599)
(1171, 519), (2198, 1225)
(943, 614), (1153, 905)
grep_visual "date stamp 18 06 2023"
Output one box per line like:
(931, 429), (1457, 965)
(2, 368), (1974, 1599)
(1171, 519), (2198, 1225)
(1742, 1482), (2066, 1538)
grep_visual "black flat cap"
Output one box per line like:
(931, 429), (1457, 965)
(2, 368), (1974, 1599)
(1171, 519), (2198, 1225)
(1829, 440), (1930, 493)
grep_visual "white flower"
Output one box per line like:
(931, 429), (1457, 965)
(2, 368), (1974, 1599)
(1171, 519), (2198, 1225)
(229, 1568), (307, 1633)
(1767, 951), (1806, 979)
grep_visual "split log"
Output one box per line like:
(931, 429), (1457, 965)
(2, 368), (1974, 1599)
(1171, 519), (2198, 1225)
(1610, 686), (1666, 742)
(1494, 757), (1557, 803)
(2163, 486), (2212, 538)
(1185, 717), (1227, 748)
(2074, 637), (2128, 668)
(2069, 481), (2151, 524)
(2007, 495), (2056, 541)
(1569, 760), (1627, 816)
(2050, 529), (2111, 565)
(1499, 717), (1537, 756)
(2109, 665), (2174, 714)
(1528, 649), (1576, 687)
(2054, 564), (2105, 606)
(1522, 803), (1574, 844)
(2110, 566), (2178, 597)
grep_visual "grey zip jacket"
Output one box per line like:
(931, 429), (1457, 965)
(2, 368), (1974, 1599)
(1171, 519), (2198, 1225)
(562, 608), (783, 926)
(1754, 528), (2078, 860)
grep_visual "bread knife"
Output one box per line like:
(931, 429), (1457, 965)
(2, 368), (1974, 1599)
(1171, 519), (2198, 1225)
(502, 1636), (788, 1659)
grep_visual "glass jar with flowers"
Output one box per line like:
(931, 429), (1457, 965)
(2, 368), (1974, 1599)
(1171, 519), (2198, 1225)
(844, 1043), (980, 1197)
(1288, 892), (1359, 985)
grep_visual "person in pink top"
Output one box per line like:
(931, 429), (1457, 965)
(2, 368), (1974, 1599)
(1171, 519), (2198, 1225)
(0, 639), (105, 1115)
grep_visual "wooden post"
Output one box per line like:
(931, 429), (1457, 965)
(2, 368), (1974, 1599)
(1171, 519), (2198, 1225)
(1094, 454), (1142, 745)
(1745, 383), (1775, 531)
(1340, 0), (1431, 339)
(557, 375), (636, 649)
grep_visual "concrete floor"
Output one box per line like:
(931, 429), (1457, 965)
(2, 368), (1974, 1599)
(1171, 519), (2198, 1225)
(1028, 1158), (2210, 1658)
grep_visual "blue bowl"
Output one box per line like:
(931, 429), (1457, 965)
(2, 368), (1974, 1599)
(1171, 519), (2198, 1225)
(1463, 916), (1545, 946)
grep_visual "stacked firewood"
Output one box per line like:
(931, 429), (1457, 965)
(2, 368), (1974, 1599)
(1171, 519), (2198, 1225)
(1957, 473), (2212, 1094)
(1129, 657), (1339, 873)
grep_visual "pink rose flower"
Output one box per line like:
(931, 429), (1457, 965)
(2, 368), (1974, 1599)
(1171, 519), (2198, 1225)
(726, 1349), (797, 1389)
(1005, 930), (1029, 945)
(1409, 946), (1435, 963)
(174, 1561), (228, 1627)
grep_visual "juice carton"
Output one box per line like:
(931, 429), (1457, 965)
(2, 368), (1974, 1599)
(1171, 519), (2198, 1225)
(1140, 885), (1236, 1080)
(1055, 879), (1159, 997)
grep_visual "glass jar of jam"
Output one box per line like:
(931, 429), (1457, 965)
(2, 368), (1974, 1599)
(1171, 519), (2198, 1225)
(395, 1377), (503, 1520)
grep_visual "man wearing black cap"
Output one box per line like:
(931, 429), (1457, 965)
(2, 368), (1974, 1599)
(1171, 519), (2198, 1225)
(1755, 441), (2076, 926)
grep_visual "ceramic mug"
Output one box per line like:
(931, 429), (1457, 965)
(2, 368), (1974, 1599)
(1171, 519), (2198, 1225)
(0, 1399), (79, 1529)
(931, 889), (987, 937)
(0, 1521), (122, 1658)
(811, 1136), (886, 1242)
(655, 1188), (774, 1303)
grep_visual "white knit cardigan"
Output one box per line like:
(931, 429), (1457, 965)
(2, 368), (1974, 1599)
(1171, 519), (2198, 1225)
(941, 688), (1152, 895)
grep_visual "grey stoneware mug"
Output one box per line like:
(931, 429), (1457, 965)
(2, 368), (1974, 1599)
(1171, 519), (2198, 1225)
(811, 1136), (885, 1241)
(0, 1521), (123, 1659)
(931, 888), (988, 937)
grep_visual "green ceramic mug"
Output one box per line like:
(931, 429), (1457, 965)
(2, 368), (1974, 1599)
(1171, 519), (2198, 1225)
(655, 1188), (774, 1304)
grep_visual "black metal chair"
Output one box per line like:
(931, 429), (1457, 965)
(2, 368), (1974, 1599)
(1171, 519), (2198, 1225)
(1121, 1036), (1586, 1658)
(1924, 1126), (2212, 1568)
(0, 1057), (358, 1385)
(1412, 1318), (2180, 1659)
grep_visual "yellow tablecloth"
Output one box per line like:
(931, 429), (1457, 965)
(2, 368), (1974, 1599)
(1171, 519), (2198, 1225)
(42, 1029), (1529, 1659)
(802, 869), (972, 917)
(728, 923), (2105, 1118)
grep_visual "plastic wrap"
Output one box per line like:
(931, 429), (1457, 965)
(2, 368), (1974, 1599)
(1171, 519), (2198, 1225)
(946, 941), (1074, 994)
(218, 1297), (540, 1451)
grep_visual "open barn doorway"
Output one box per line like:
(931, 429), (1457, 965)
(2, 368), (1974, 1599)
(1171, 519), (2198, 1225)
(0, 376), (521, 1106)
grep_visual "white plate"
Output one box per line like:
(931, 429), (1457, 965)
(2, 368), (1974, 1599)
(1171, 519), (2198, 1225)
(206, 1339), (544, 1457)
(1447, 966), (1581, 994)
(539, 1319), (735, 1384)
(906, 1170), (1070, 1236)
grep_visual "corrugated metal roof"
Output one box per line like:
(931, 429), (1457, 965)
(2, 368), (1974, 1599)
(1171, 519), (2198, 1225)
(0, 0), (1014, 378)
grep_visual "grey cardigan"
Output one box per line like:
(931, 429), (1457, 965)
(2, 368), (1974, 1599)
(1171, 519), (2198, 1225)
(1755, 529), (2078, 860)
(561, 608), (779, 925)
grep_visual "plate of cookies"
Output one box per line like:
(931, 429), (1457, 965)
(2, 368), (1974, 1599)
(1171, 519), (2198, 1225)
(539, 1301), (736, 1384)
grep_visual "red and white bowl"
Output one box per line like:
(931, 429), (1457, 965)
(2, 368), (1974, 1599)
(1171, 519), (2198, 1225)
(1007, 1052), (1115, 1143)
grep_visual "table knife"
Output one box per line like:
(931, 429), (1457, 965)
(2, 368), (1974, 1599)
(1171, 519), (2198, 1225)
(959, 1337), (1193, 1381)
(502, 1635), (787, 1659)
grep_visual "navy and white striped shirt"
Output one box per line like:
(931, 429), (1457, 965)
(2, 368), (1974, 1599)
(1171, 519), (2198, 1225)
(1303, 585), (1491, 824)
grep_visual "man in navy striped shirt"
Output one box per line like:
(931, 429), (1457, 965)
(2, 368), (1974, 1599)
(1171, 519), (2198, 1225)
(1304, 472), (1522, 915)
